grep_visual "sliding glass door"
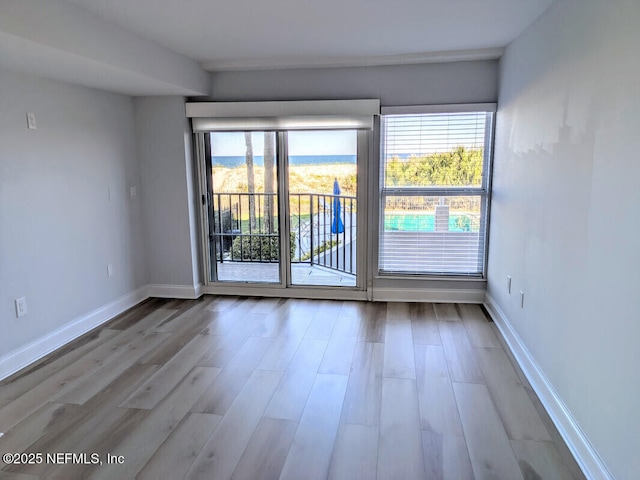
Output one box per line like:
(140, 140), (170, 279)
(206, 131), (280, 283)
(201, 130), (361, 289)
(287, 131), (357, 287)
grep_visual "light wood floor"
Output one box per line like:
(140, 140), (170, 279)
(0, 296), (585, 479)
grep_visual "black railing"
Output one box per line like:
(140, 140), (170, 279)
(212, 192), (279, 263)
(290, 193), (356, 275)
(212, 192), (356, 275)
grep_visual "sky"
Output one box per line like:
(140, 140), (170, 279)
(210, 130), (357, 156)
(209, 112), (487, 157)
(383, 113), (487, 155)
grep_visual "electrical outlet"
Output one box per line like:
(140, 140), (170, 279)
(26, 112), (37, 129)
(107, 264), (113, 278)
(130, 186), (137, 199)
(506, 275), (512, 294)
(15, 297), (27, 318)
(520, 291), (525, 309)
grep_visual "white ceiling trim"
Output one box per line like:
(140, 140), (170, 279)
(0, 31), (207, 96)
(202, 48), (504, 72)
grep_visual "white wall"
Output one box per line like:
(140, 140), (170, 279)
(134, 97), (201, 293)
(209, 61), (497, 300)
(0, 69), (146, 356)
(0, 0), (209, 96)
(211, 61), (498, 106)
(487, 0), (640, 478)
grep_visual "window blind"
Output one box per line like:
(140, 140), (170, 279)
(379, 108), (494, 276)
(186, 99), (380, 131)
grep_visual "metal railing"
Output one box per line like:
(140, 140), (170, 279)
(290, 192), (356, 275)
(212, 192), (356, 275)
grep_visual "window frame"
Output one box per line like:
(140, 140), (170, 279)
(377, 104), (496, 277)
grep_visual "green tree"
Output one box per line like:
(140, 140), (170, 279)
(385, 147), (483, 187)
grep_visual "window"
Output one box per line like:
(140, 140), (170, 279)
(378, 105), (495, 276)
(188, 99), (377, 293)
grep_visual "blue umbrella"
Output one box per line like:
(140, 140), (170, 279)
(331, 178), (344, 234)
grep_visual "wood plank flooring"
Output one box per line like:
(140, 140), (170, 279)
(0, 296), (585, 480)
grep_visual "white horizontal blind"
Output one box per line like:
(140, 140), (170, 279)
(379, 195), (487, 274)
(379, 109), (493, 276)
(385, 113), (484, 157)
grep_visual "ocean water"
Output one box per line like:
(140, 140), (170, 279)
(212, 155), (356, 167)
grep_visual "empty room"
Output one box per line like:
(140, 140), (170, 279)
(0, 0), (638, 478)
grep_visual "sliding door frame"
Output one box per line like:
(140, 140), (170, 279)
(194, 130), (371, 301)
(194, 132), (215, 287)
(278, 132), (291, 288)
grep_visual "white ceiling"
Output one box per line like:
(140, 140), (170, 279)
(63, 0), (555, 71)
(0, 0), (555, 95)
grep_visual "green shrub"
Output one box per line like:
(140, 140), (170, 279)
(231, 232), (296, 261)
(455, 215), (472, 232)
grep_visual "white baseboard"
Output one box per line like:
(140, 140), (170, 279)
(0, 286), (149, 382)
(483, 293), (613, 480)
(373, 287), (484, 303)
(200, 284), (367, 301)
(0, 282), (204, 382)
(146, 283), (203, 299)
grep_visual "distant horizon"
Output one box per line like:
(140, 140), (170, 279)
(212, 153), (354, 157)
(211, 131), (357, 156)
(211, 154), (356, 168)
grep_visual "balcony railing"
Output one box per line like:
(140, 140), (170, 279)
(211, 192), (356, 275)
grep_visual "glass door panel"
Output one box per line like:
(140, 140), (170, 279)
(208, 132), (280, 283)
(287, 131), (358, 287)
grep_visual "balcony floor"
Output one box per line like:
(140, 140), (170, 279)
(215, 262), (356, 287)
